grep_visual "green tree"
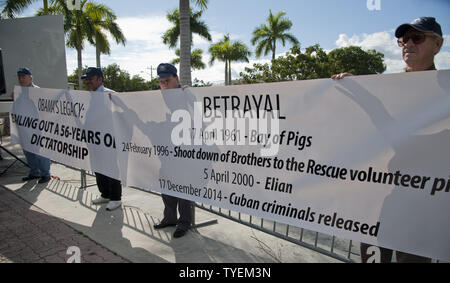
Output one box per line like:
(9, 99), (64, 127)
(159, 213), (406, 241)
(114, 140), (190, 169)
(270, 44), (332, 81)
(251, 10), (299, 60)
(240, 44), (386, 84)
(192, 78), (212, 87)
(88, 4), (126, 68)
(328, 46), (386, 75)
(37, 1), (123, 89)
(37, 1), (126, 70)
(171, 48), (206, 70)
(68, 66), (88, 90)
(162, 7), (211, 49)
(239, 63), (278, 84)
(1, 0), (49, 18)
(179, 0), (208, 86)
(209, 34), (251, 85)
(69, 64), (159, 91)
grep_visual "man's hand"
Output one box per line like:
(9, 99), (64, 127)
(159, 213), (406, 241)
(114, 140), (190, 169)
(331, 73), (354, 80)
(181, 85), (189, 90)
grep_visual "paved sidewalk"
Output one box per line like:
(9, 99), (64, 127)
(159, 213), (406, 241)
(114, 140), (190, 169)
(0, 136), (345, 263)
(0, 186), (128, 263)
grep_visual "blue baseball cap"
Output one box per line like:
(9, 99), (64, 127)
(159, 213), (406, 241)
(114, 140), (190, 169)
(17, 67), (32, 76)
(157, 63), (177, 78)
(81, 67), (104, 79)
(395, 17), (443, 38)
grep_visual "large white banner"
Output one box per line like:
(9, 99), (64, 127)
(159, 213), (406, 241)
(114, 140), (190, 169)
(10, 70), (450, 261)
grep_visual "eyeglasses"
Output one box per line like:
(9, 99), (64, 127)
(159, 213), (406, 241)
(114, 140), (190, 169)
(397, 33), (430, 47)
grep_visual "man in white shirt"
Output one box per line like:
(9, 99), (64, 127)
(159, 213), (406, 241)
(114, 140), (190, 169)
(15, 68), (51, 184)
(82, 67), (122, 211)
(332, 17), (443, 263)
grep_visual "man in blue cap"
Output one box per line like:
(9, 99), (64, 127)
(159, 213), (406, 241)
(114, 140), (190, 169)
(332, 17), (443, 263)
(82, 67), (122, 211)
(81, 67), (114, 93)
(152, 63), (193, 238)
(394, 17), (443, 72)
(332, 17), (443, 79)
(156, 63), (181, 90)
(15, 68), (51, 183)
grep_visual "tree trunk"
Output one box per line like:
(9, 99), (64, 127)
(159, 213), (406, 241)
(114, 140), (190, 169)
(43, 0), (48, 15)
(77, 45), (82, 90)
(179, 0), (192, 86)
(272, 40), (276, 60)
(224, 60), (228, 85)
(96, 45), (101, 68)
(228, 60), (232, 85)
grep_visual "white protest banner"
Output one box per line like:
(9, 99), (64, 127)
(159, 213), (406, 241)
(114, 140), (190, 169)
(10, 86), (121, 179)
(10, 70), (450, 261)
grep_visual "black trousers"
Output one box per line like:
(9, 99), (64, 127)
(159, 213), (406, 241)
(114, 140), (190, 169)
(161, 194), (192, 230)
(95, 172), (122, 201)
(360, 243), (432, 263)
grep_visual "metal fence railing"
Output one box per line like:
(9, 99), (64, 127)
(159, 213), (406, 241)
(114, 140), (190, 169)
(79, 169), (358, 262)
(2, 136), (443, 263)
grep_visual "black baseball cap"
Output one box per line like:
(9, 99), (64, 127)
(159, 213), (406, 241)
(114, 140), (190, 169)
(157, 63), (177, 78)
(81, 67), (104, 79)
(395, 17), (443, 38)
(17, 67), (32, 76)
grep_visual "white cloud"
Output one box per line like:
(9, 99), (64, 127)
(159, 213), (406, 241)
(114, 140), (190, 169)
(443, 35), (450, 47)
(436, 52), (450, 70)
(116, 15), (169, 43)
(336, 31), (401, 59)
(192, 54), (271, 84)
(65, 15), (263, 84)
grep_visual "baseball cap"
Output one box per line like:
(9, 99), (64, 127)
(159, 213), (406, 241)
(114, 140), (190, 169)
(395, 17), (443, 38)
(17, 67), (32, 76)
(81, 67), (104, 79)
(157, 63), (177, 78)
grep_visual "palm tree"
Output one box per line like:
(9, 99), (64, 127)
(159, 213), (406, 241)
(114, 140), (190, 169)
(171, 49), (206, 70)
(162, 8), (211, 49)
(179, 0), (208, 86)
(1, 0), (49, 18)
(251, 10), (299, 60)
(86, 4), (126, 68)
(209, 34), (251, 85)
(37, 1), (124, 88)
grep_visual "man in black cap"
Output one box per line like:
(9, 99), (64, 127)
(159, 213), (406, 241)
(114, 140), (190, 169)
(152, 63), (193, 238)
(14, 68), (52, 184)
(332, 17), (443, 79)
(332, 17), (443, 263)
(395, 17), (443, 72)
(82, 67), (122, 211)
(156, 63), (181, 90)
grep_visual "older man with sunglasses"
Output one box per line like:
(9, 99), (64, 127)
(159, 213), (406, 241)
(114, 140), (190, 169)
(332, 17), (444, 263)
(396, 17), (444, 72)
(332, 17), (443, 79)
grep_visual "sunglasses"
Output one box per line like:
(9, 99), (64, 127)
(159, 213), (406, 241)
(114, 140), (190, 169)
(397, 33), (431, 47)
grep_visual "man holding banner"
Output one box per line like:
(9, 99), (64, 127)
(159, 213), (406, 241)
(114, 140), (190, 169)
(82, 67), (123, 212)
(333, 17), (444, 263)
(14, 67), (51, 184)
(152, 63), (193, 238)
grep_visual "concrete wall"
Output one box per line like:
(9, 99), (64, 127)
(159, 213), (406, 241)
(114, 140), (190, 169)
(0, 15), (68, 99)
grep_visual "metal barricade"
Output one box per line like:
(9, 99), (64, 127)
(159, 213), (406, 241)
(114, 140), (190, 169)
(79, 168), (357, 262)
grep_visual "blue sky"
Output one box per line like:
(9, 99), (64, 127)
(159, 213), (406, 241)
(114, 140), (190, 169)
(20, 0), (450, 84)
